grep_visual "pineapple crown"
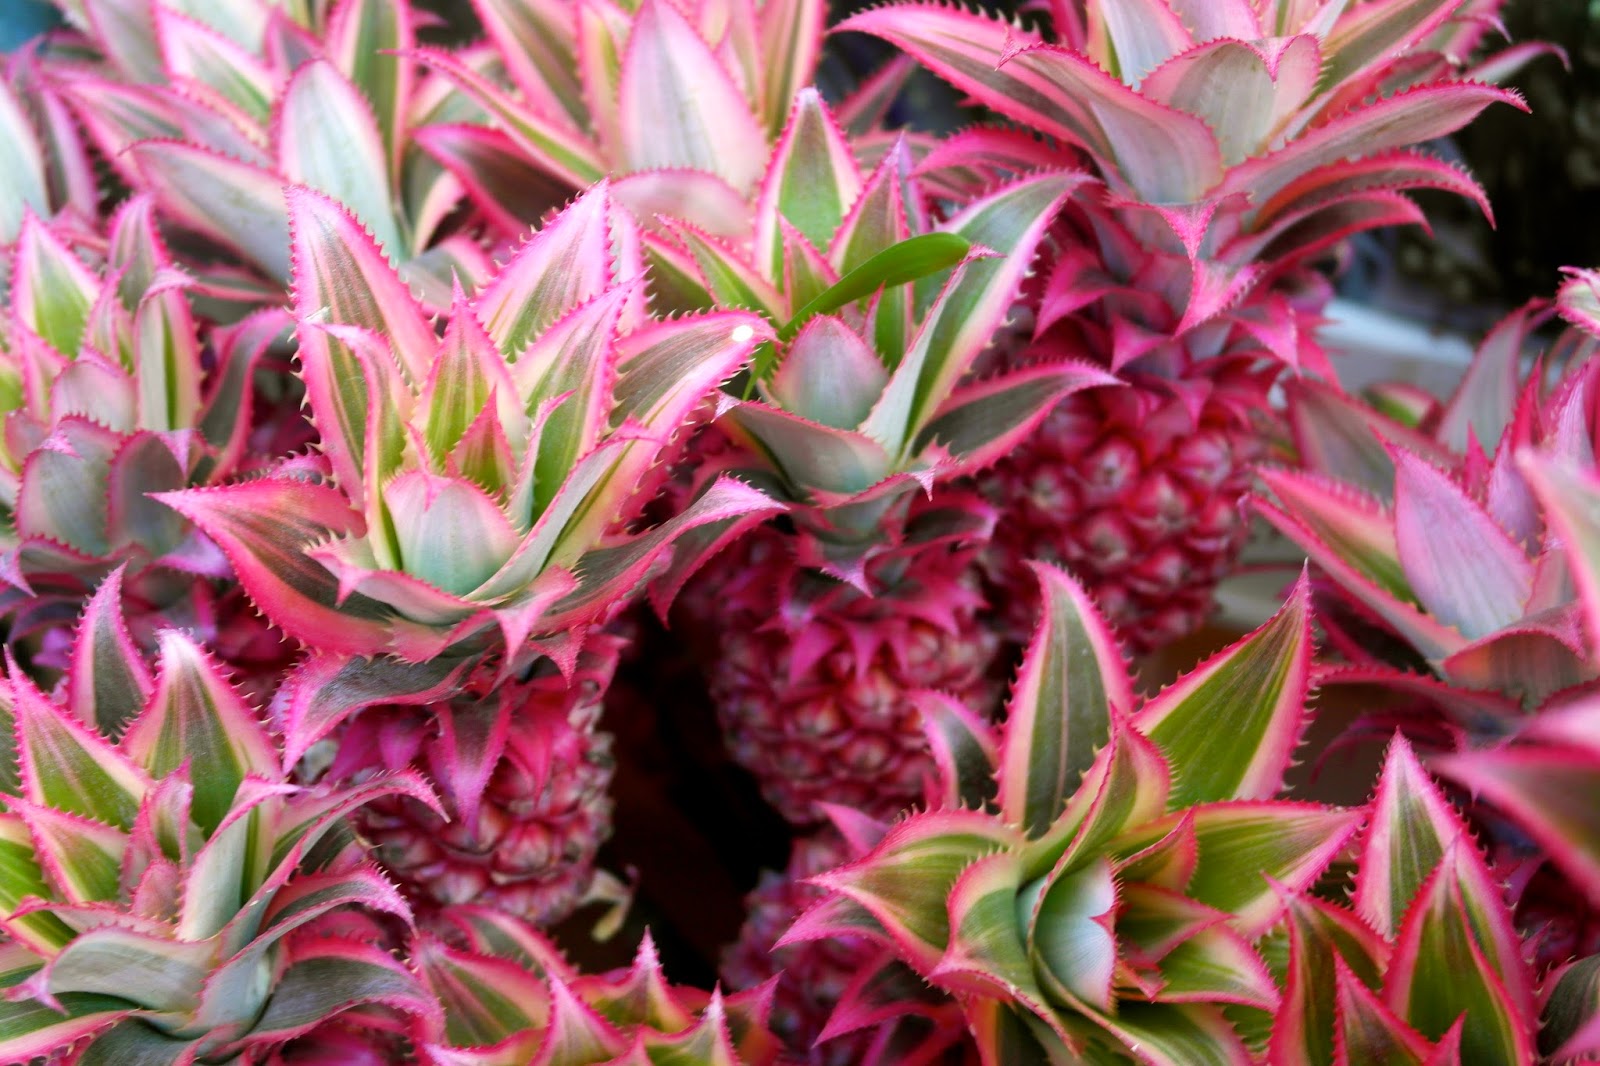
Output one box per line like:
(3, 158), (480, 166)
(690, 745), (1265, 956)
(0, 200), (267, 607)
(46, 0), (485, 308)
(780, 561), (1363, 1062)
(159, 183), (779, 760)
(0, 567), (441, 1063)
(412, 905), (783, 1064)
(1254, 290), (1600, 711)
(838, 0), (1541, 345)
(1272, 733), (1539, 1066)
(652, 91), (1116, 589)
(413, 0), (828, 238)
(1256, 280), (1600, 1046)
(840, 0), (1527, 215)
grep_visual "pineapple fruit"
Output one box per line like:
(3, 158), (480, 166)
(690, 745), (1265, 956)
(644, 91), (1111, 824)
(844, 0), (1529, 650)
(332, 636), (622, 925)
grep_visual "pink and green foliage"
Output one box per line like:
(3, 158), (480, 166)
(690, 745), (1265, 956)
(657, 90), (1116, 588)
(651, 91), (1113, 827)
(0, 50), (98, 249)
(841, 0), (1542, 655)
(784, 562), (1361, 1063)
(1272, 735), (1537, 1066)
(842, 0), (1528, 281)
(160, 182), (779, 735)
(0, 200), (286, 677)
(411, 906), (784, 1064)
(1255, 289), (1600, 958)
(721, 821), (975, 1064)
(42, 0), (485, 307)
(1255, 300), (1600, 710)
(413, 0), (830, 237)
(0, 571), (440, 1063)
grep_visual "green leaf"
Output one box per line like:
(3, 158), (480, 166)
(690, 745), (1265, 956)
(1086, 1002), (1255, 1066)
(1353, 735), (1468, 940)
(931, 851), (1064, 1043)
(857, 172), (1082, 455)
(777, 232), (970, 343)
(13, 671), (147, 829)
(999, 563), (1132, 837)
(1386, 845), (1534, 1066)
(415, 936), (549, 1047)
(1028, 856), (1116, 1013)
(0, 994), (132, 1064)
(41, 928), (212, 1015)
(1540, 955), (1600, 1063)
(814, 811), (1018, 973)
(279, 61), (404, 259)
(0, 80), (48, 245)
(1130, 576), (1313, 807)
(10, 800), (126, 903)
(250, 940), (438, 1043)
(1129, 803), (1361, 936)
(119, 632), (277, 836)
(754, 88), (861, 278)
(0, 817), (74, 950)
(12, 215), (99, 355)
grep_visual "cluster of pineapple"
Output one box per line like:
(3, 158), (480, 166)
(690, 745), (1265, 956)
(1, 0), (1599, 1062)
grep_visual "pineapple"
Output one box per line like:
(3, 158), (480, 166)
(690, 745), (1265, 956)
(1254, 283), (1600, 972)
(0, 201), (291, 697)
(42, 0), (487, 310)
(843, 0), (1528, 651)
(0, 574), (439, 1062)
(784, 563), (1364, 1061)
(162, 183), (777, 921)
(330, 636), (622, 926)
(644, 91), (1111, 824)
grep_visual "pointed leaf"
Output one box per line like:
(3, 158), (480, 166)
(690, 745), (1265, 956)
(128, 142), (290, 280)
(68, 569), (154, 738)
(120, 632), (277, 836)
(1392, 450), (1531, 641)
(839, 6), (1223, 202)
(999, 563), (1132, 837)
(1130, 575), (1313, 807)
(278, 61), (403, 259)
(13, 669), (146, 829)
(813, 811), (1018, 973)
(616, 0), (765, 192)
(153, 478), (393, 655)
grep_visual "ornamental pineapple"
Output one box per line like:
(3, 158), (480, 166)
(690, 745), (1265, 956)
(785, 563), (1358, 1062)
(843, 0), (1528, 651)
(43, 0), (486, 309)
(161, 182), (776, 920)
(0, 201), (290, 695)
(648, 91), (1111, 824)
(0, 573), (439, 1063)
(1255, 281), (1600, 972)
(331, 636), (622, 926)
